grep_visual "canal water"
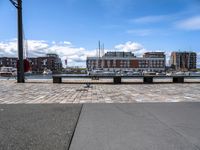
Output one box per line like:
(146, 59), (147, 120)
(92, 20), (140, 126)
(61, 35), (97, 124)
(0, 75), (52, 80)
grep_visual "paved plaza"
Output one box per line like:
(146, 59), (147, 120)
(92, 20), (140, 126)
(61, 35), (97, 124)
(0, 80), (200, 103)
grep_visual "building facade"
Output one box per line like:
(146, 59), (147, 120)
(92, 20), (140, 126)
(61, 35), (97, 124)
(0, 57), (18, 68)
(29, 54), (62, 73)
(170, 52), (196, 71)
(87, 52), (166, 72)
(0, 53), (63, 73)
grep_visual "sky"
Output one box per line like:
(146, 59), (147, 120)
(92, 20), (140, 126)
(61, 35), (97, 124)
(0, 0), (200, 67)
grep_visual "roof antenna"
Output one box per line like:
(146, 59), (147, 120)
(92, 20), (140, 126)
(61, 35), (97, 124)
(98, 40), (101, 58)
(101, 43), (105, 57)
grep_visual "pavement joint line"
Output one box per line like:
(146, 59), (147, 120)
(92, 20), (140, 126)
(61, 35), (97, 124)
(67, 104), (84, 150)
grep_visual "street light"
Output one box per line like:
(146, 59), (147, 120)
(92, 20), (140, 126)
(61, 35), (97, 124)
(9, 0), (24, 83)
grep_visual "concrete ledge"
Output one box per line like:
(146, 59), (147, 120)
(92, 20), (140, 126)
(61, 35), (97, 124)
(143, 76), (153, 83)
(173, 77), (184, 83)
(53, 77), (62, 83)
(52, 74), (200, 84)
(113, 76), (121, 84)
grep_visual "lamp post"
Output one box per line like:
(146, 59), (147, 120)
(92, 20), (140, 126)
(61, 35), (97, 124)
(9, 0), (24, 83)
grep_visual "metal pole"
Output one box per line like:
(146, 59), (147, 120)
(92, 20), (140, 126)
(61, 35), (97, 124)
(17, 0), (24, 83)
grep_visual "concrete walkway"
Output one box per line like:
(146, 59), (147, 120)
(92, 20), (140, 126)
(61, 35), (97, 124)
(70, 103), (200, 150)
(1, 103), (200, 150)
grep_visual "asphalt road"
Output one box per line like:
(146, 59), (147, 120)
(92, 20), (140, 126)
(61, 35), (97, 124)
(70, 103), (200, 150)
(0, 104), (82, 150)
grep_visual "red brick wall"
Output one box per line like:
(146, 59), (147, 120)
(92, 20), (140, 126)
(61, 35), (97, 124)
(130, 60), (139, 68)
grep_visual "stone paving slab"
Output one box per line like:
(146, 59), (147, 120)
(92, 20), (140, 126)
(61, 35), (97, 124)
(70, 103), (200, 150)
(0, 80), (200, 103)
(0, 104), (82, 150)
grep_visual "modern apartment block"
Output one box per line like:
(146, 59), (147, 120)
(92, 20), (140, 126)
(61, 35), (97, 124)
(0, 53), (63, 73)
(170, 52), (196, 71)
(87, 52), (166, 72)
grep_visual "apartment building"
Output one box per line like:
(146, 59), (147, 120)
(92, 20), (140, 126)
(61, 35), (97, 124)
(0, 53), (63, 73)
(170, 52), (196, 71)
(87, 52), (166, 72)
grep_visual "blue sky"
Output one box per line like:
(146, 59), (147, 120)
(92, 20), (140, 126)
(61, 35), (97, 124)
(0, 0), (200, 66)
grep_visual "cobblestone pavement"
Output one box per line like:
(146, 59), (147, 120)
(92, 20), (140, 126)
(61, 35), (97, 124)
(0, 80), (200, 103)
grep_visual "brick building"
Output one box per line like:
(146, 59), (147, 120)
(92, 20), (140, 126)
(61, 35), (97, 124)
(28, 54), (62, 73)
(170, 52), (196, 71)
(87, 52), (166, 72)
(0, 57), (18, 68)
(0, 53), (62, 74)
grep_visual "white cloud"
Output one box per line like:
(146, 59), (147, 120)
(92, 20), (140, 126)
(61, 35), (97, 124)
(0, 40), (17, 57)
(114, 41), (149, 57)
(115, 41), (144, 52)
(176, 16), (200, 30)
(0, 39), (94, 67)
(26, 40), (49, 54)
(63, 41), (72, 45)
(131, 15), (168, 24)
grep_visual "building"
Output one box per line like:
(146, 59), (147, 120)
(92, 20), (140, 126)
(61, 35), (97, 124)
(87, 51), (166, 72)
(0, 53), (63, 73)
(143, 52), (165, 58)
(170, 52), (196, 71)
(29, 54), (62, 73)
(0, 57), (18, 68)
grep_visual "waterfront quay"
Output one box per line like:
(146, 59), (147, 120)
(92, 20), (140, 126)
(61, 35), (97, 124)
(1, 80), (200, 150)
(0, 79), (200, 103)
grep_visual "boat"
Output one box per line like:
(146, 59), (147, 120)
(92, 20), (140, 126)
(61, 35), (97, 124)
(131, 72), (141, 76)
(166, 72), (173, 76)
(42, 69), (52, 75)
(142, 71), (156, 76)
(189, 72), (200, 76)
(88, 70), (103, 75)
(175, 72), (185, 76)
(156, 72), (166, 76)
(25, 70), (32, 76)
(88, 70), (115, 76)
(0, 67), (17, 77)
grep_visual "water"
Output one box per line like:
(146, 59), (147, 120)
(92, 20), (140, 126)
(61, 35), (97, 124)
(0, 74), (52, 80)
